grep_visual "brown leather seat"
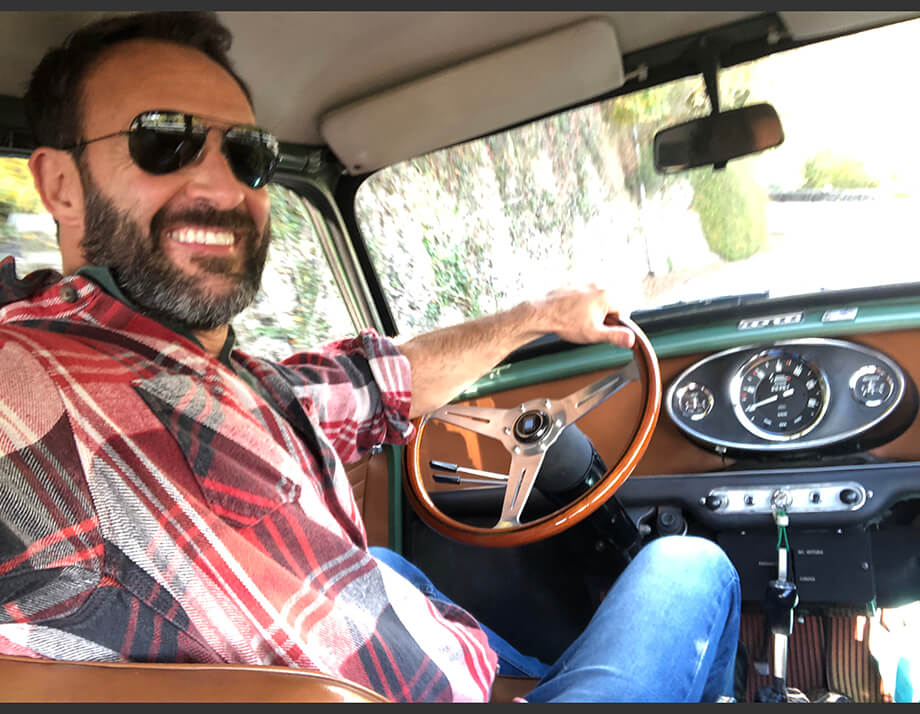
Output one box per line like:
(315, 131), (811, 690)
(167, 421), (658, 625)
(0, 655), (388, 702)
(489, 675), (540, 702)
(0, 654), (538, 702)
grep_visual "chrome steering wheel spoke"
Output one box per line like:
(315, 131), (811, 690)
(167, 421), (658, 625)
(495, 449), (547, 528)
(556, 359), (640, 426)
(427, 403), (517, 444)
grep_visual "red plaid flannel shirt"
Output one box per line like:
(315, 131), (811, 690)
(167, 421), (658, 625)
(0, 258), (497, 702)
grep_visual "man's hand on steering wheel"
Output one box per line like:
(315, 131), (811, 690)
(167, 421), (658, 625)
(525, 284), (635, 349)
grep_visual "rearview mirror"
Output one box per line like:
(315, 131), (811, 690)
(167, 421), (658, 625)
(653, 103), (784, 173)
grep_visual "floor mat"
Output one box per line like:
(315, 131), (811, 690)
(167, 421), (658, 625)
(404, 515), (599, 664)
(826, 612), (892, 703)
(739, 611), (891, 702)
(740, 612), (826, 702)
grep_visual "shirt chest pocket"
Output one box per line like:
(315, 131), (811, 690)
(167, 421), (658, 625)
(132, 374), (304, 528)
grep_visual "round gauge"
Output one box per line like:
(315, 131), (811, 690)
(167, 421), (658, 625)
(674, 382), (714, 421)
(730, 350), (829, 441)
(849, 364), (894, 407)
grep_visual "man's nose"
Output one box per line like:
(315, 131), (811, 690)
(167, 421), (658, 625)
(183, 130), (247, 209)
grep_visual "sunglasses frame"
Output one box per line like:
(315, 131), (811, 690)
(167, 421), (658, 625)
(63, 109), (280, 189)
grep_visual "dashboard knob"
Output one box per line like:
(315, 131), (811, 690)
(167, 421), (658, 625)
(704, 494), (725, 511)
(839, 488), (861, 505)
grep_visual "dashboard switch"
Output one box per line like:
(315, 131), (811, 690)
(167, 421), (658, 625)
(839, 488), (861, 505)
(704, 494), (725, 511)
(809, 491), (821, 504)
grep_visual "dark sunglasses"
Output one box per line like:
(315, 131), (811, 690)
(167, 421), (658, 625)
(64, 110), (280, 189)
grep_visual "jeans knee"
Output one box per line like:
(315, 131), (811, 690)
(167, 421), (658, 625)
(640, 535), (739, 596)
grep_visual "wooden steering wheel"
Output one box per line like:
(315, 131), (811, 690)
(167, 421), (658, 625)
(405, 315), (660, 547)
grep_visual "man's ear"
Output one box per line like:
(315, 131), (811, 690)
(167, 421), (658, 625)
(28, 147), (85, 234)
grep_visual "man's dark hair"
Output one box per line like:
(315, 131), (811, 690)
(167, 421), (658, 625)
(24, 11), (253, 150)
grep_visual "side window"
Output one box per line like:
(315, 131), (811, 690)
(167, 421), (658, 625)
(234, 183), (358, 360)
(0, 156), (356, 360)
(0, 156), (60, 275)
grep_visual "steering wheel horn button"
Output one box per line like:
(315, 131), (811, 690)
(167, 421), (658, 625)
(513, 410), (551, 442)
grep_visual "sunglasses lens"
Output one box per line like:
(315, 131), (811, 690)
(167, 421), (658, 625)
(128, 112), (206, 175)
(126, 112), (278, 188)
(223, 127), (279, 189)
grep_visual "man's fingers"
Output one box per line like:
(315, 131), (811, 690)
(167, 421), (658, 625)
(607, 326), (635, 349)
(600, 310), (633, 348)
(602, 311), (622, 326)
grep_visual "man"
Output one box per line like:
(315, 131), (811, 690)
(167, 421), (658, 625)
(0, 11), (740, 702)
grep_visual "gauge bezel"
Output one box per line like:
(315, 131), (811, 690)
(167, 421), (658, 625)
(729, 349), (830, 441)
(849, 364), (895, 408)
(674, 382), (714, 421)
(665, 338), (908, 453)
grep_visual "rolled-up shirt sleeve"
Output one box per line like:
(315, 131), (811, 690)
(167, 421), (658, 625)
(280, 329), (414, 463)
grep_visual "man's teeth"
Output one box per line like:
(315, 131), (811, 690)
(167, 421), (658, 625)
(167, 229), (235, 246)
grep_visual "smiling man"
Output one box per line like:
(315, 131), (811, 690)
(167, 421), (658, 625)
(27, 29), (273, 355)
(0, 11), (740, 703)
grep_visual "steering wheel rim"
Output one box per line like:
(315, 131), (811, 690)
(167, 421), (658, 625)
(404, 315), (661, 548)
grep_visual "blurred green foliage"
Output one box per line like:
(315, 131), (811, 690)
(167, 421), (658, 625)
(689, 163), (768, 261)
(232, 184), (355, 360)
(802, 150), (879, 189)
(0, 158), (43, 216)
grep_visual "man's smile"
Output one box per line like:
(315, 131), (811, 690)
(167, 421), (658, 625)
(165, 226), (237, 246)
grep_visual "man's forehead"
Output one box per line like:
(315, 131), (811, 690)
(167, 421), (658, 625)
(81, 38), (256, 130)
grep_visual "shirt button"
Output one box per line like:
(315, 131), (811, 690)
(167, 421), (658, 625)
(59, 284), (78, 303)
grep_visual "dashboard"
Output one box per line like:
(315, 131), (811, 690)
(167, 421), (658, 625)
(665, 338), (914, 455)
(623, 337), (920, 605)
(422, 326), (920, 606)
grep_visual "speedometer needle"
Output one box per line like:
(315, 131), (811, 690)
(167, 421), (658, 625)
(747, 394), (778, 411)
(746, 388), (796, 412)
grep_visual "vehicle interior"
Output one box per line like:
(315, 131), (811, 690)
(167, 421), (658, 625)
(2, 9), (920, 703)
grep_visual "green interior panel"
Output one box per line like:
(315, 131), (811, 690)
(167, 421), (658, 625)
(458, 297), (920, 400)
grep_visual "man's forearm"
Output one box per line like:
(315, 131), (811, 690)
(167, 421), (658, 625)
(398, 300), (541, 418)
(396, 286), (637, 419)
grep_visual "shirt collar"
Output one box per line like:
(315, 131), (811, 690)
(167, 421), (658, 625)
(75, 265), (237, 366)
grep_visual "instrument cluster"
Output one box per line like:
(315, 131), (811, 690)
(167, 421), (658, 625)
(666, 339), (912, 454)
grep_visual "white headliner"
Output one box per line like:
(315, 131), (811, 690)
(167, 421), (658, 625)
(0, 11), (915, 155)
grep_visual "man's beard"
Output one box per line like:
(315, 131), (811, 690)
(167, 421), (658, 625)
(77, 165), (271, 331)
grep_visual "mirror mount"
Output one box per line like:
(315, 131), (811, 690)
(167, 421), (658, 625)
(652, 35), (784, 175)
(699, 40), (722, 115)
(697, 39), (728, 169)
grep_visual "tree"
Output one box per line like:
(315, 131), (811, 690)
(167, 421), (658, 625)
(233, 184), (354, 360)
(0, 158), (44, 217)
(356, 102), (634, 337)
(802, 150), (879, 189)
(689, 162), (767, 261)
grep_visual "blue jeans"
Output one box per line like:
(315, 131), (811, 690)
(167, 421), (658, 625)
(370, 535), (741, 702)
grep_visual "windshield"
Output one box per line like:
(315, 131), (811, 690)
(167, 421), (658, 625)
(355, 18), (920, 338)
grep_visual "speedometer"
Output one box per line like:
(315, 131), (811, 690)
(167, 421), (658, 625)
(730, 349), (829, 441)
